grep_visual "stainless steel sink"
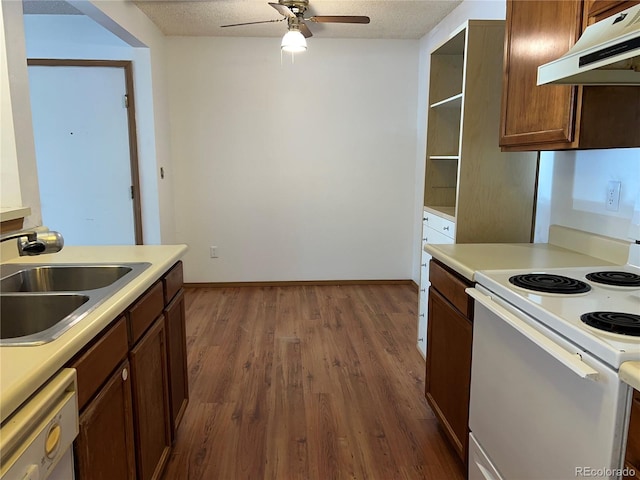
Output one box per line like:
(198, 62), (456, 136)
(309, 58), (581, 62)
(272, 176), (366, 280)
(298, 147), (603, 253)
(0, 262), (150, 346)
(1, 294), (89, 340)
(0, 265), (133, 292)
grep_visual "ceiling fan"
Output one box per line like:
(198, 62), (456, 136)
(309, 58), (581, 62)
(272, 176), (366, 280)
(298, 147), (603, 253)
(220, 0), (370, 52)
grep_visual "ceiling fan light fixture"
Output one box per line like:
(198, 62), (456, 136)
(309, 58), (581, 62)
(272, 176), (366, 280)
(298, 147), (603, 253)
(281, 29), (307, 53)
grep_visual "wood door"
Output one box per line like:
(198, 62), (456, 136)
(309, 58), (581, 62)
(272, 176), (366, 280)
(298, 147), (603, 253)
(164, 288), (189, 439)
(425, 287), (473, 462)
(130, 317), (172, 480)
(499, 0), (582, 149)
(74, 360), (136, 480)
(27, 60), (143, 245)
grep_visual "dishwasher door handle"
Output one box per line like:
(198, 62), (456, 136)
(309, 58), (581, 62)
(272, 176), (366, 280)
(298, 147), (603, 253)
(467, 288), (599, 380)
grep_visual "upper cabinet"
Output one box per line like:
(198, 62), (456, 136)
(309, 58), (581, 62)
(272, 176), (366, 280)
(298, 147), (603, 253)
(586, 0), (640, 21)
(499, 0), (640, 151)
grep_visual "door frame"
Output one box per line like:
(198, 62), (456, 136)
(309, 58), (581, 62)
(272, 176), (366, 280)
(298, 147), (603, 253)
(27, 59), (144, 244)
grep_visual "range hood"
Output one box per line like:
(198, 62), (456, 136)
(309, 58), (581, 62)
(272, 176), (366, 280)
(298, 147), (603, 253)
(537, 3), (640, 86)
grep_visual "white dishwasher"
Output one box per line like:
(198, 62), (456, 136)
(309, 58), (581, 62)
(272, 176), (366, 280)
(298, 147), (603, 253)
(0, 368), (78, 480)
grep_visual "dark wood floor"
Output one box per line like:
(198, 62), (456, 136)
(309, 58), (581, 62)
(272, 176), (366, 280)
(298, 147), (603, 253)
(162, 285), (465, 480)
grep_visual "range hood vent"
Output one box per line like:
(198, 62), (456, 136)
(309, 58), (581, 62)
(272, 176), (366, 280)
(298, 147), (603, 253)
(537, 3), (640, 85)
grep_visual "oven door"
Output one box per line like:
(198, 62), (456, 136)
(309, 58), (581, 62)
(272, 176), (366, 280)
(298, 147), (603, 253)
(467, 286), (630, 480)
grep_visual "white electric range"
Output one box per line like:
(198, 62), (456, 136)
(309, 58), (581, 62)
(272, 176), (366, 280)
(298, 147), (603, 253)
(476, 263), (640, 369)
(466, 248), (640, 480)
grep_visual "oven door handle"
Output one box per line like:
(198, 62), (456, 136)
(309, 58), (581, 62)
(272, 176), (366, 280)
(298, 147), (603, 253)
(467, 288), (600, 380)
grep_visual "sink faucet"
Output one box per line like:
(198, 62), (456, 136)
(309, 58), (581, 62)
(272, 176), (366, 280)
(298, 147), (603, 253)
(0, 228), (64, 256)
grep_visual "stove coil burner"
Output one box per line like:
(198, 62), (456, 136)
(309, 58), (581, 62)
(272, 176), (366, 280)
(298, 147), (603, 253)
(508, 274), (591, 294)
(581, 311), (640, 336)
(585, 271), (640, 287)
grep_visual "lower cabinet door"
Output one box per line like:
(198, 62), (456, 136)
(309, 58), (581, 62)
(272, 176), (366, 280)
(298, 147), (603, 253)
(130, 316), (172, 480)
(74, 360), (136, 480)
(164, 288), (189, 439)
(425, 287), (473, 462)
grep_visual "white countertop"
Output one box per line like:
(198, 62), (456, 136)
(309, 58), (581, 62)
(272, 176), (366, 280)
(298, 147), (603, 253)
(620, 362), (640, 392)
(424, 225), (632, 281)
(0, 244), (187, 423)
(424, 243), (618, 281)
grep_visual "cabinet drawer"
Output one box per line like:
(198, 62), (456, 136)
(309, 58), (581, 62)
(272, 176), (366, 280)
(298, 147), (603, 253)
(424, 212), (455, 240)
(128, 281), (164, 345)
(429, 259), (473, 318)
(424, 226), (455, 246)
(162, 261), (183, 305)
(71, 317), (129, 411)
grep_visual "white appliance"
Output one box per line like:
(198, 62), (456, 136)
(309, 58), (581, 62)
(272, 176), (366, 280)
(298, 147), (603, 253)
(0, 368), (78, 480)
(537, 2), (640, 85)
(466, 251), (640, 479)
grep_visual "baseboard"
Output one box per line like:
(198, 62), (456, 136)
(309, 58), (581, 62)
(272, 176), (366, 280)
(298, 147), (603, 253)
(185, 279), (416, 289)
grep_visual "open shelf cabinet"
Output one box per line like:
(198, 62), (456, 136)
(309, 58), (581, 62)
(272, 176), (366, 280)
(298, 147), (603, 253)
(418, 20), (539, 360)
(423, 20), (538, 243)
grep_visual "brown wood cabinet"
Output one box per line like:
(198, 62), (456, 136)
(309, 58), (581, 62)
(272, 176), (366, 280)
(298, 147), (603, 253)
(130, 316), (172, 480)
(625, 390), (640, 479)
(499, 0), (640, 151)
(74, 360), (137, 480)
(425, 259), (473, 463)
(70, 261), (188, 480)
(72, 317), (136, 480)
(586, 0), (639, 21)
(164, 287), (189, 439)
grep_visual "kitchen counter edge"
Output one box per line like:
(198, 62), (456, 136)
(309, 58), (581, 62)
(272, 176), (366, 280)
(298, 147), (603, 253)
(620, 362), (640, 391)
(424, 243), (619, 282)
(0, 244), (188, 424)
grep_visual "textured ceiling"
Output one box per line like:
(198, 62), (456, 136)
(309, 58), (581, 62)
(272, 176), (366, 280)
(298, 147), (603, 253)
(130, 0), (464, 39)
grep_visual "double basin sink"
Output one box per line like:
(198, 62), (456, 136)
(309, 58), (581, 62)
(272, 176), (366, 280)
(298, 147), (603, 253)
(0, 262), (150, 346)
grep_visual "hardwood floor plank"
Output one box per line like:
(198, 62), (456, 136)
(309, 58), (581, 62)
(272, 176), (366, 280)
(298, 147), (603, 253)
(162, 285), (465, 480)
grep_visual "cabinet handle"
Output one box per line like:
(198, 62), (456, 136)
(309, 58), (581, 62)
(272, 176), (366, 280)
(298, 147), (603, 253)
(422, 237), (428, 242)
(420, 288), (426, 293)
(421, 263), (427, 267)
(419, 313), (425, 318)
(443, 226), (450, 231)
(122, 367), (129, 381)
(418, 337), (424, 342)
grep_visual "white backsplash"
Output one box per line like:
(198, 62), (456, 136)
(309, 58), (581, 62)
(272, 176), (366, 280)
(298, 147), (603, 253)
(535, 148), (640, 245)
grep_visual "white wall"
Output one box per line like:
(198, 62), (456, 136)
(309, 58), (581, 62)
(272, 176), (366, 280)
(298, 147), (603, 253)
(0, 1), (22, 209)
(536, 148), (640, 243)
(167, 37), (419, 282)
(1, 0), (41, 226)
(412, 0), (506, 281)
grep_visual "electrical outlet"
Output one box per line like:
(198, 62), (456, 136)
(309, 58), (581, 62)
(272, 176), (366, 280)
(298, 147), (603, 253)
(606, 181), (621, 212)
(210, 246), (218, 258)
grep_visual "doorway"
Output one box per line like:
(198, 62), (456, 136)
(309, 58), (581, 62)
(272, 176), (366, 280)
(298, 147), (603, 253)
(27, 59), (143, 245)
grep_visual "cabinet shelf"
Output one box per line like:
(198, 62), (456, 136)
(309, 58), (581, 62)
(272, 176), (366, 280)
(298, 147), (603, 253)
(430, 93), (463, 109)
(429, 155), (459, 161)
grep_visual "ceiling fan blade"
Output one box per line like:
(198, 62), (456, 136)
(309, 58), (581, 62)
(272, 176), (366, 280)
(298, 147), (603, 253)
(220, 18), (284, 28)
(308, 15), (370, 24)
(269, 2), (295, 18)
(299, 21), (313, 38)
